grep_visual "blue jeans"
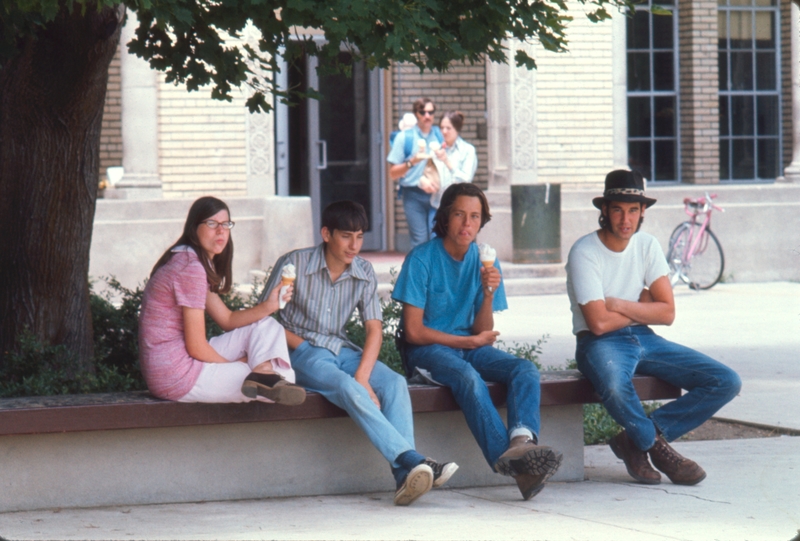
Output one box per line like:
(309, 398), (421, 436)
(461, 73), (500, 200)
(290, 342), (422, 484)
(407, 344), (541, 469)
(575, 326), (741, 451)
(402, 187), (433, 248)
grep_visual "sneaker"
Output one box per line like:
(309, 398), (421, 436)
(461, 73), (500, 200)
(423, 458), (459, 488)
(609, 430), (661, 485)
(494, 436), (563, 478)
(513, 472), (548, 501)
(648, 435), (706, 485)
(394, 463), (434, 506)
(241, 373), (306, 406)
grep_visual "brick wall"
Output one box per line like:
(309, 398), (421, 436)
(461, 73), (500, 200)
(390, 59), (488, 240)
(678, 0), (720, 184)
(98, 46), (122, 182)
(157, 79), (248, 199)
(528, 3), (616, 184)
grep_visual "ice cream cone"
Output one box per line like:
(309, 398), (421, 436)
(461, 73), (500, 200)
(281, 277), (295, 287)
(481, 260), (494, 268)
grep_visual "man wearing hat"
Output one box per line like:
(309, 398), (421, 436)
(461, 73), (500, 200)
(565, 170), (741, 486)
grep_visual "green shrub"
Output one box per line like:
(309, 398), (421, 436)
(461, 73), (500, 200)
(583, 401), (661, 445)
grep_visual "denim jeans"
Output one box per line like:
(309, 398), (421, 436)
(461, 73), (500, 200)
(407, 344), (541, 469)
(575, 326), (741, 451)
(290, 342), (421, 483)
(402, 187), (433, 248)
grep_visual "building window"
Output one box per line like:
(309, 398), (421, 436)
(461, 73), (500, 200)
(627, 1), (679, 182)
(718, 0), (781, 181)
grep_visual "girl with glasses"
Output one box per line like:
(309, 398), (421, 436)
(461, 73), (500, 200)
(138, 196), (305, 405)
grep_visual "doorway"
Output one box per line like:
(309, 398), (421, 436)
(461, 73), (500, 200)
(275, 47), (385, 250)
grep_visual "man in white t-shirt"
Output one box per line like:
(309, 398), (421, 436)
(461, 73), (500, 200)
(566, 170), (741, 486)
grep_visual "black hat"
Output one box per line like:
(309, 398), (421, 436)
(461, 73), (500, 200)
(592, 170), (657, 209)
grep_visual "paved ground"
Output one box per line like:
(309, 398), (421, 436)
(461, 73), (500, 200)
(1, 282), (798, 541)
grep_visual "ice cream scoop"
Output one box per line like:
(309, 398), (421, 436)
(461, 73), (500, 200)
(279, 263), (296, 309)
(417, 139), (426, 153)
(478, 243), (496, 267)
(429, 141), (441, 152)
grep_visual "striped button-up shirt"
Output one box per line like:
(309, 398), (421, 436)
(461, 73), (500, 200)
(261, 244), (382, 355)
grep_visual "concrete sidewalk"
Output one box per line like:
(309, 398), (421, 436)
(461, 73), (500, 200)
(1, 282), (798, 541)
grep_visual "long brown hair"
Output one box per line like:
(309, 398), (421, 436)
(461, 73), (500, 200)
(150, 196), (233, 294)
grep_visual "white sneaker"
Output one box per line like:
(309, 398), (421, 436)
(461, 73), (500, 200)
(393, 463), (434, 506)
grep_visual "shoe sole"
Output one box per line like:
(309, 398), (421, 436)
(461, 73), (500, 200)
(241, 381), (306, 406)
(394, 466), (433, 506)
(521, 478), (547, 501)
(432, 462), (459, 488)
(495, 447), (563, 478)
(609, 438), (661, 485)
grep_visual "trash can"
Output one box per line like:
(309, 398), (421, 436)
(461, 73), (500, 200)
(511, 183), (561, 264)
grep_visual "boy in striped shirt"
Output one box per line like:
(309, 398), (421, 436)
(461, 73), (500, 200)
(261, 200), (456, 506)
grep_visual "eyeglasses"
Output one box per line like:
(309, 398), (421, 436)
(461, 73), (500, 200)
(419, 110), (435, 116)
(202, 220), (235, 230)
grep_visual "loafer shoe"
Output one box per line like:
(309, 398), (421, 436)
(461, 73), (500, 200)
(241, 372), (306, 406)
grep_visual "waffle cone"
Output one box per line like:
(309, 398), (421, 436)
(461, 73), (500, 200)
(481, 260), (494, 268)
(280, 277), (295, 286)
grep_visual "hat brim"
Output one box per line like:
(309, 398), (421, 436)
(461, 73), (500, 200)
(593, 194), (657, 209)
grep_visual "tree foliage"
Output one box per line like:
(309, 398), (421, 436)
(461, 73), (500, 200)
(4, 0), (630, 114)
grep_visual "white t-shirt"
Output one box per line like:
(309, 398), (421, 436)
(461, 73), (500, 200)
(566, 231), (670, 335)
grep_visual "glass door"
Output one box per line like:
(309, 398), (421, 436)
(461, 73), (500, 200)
(305, 51), (384, 249)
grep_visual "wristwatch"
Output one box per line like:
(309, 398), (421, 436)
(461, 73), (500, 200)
(406, 160), (413, 169)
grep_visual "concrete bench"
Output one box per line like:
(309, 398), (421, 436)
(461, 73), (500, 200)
(0, 370), (679, 512)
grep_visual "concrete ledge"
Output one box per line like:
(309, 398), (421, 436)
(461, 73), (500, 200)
(0, 373), (680, 513)
(90, 196), (314, 290)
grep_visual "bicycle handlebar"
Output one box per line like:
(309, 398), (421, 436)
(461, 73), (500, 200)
(683, 192), (724, 215)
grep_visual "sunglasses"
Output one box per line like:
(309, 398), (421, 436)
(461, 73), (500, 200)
(419, 110), (436, 116)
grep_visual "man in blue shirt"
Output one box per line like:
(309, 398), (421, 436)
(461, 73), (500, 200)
(387, 97), (444, 249)
(392, 183), (562, 500)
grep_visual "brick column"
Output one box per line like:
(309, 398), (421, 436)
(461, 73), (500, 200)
(783, 0), (800, 182)
(678, 0), (720, 184)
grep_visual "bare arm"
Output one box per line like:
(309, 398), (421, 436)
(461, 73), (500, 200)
(354, 319), (383, 408)
(284, 328), (305, 351)
(206, 284), (291, 332)
(403, 304), (499, 349)
(472, 265), (502, 334)
(605, 275), (675, 326)
(580, 276), (675, 336)
(388, 151), (427, 180)
(183, 307), (231, 363)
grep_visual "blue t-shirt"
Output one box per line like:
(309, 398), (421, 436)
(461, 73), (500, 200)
(386, 126), (443, 188)
(392, 238), (508, 336)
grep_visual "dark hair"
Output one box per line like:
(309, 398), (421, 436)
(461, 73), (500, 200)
(440, 110), (464, 133)
(432, 184), (492, 238)
(321, 200), (369, 233)
(598, 201), (645, 233)
(151, 196), (233, 294)
(413, 97), (434, 115)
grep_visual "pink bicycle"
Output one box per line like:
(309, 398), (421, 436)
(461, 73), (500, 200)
(666, 193), (725, 290)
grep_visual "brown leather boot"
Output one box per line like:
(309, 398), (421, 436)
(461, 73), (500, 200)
(609, 430), (661, 485)
(494, 436), (563, 478)
(648, 435), (707, 485)
(513, 472), (548, 501)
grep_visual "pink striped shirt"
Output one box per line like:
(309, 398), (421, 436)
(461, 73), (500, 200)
(138, 249), (208, 400)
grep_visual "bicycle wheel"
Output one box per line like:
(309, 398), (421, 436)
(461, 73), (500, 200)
(666, 223), (692, 286)
(684, 227), (724, 290)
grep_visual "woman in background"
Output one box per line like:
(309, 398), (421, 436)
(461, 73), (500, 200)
(138, 196), (305, 405)
(429, 110), (478, 231)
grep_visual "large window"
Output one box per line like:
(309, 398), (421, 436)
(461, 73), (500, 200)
(627, 1), (679, 182)
(718, 0), (781, 181)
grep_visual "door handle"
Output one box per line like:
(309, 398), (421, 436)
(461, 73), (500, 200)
(317, 140), (327, 170)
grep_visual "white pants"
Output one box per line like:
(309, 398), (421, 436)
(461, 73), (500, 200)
(179, 317), (294, 403)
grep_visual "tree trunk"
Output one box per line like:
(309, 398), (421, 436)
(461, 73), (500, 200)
(0, 4), (123, 370)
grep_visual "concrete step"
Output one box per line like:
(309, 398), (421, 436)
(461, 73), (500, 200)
(246, 253), (567, 300)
